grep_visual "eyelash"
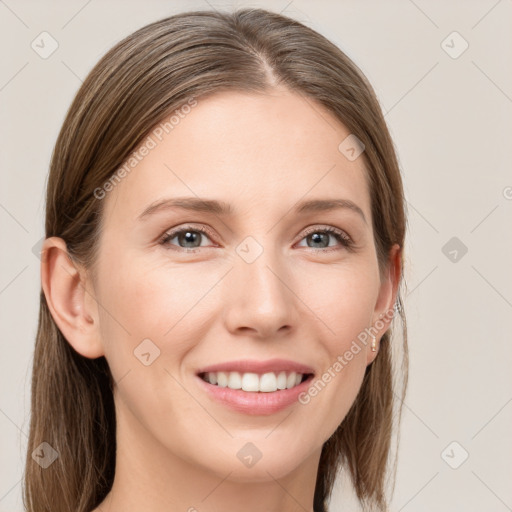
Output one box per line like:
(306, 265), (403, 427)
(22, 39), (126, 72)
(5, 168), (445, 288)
(159, 224), (354, 253)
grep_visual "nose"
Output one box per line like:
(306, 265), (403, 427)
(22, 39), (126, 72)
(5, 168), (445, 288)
(222, 249), (300, 339)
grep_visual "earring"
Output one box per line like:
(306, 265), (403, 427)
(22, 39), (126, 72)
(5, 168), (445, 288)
(371, 334), (377, 352)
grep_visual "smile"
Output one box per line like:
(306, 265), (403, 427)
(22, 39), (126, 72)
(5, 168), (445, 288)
(199, 371), (312, 393)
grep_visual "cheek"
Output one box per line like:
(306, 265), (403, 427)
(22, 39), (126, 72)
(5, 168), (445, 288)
(97, 250), (192, 333)
(295, 257), (379, 342)
(94, 252), (219, 375)
(93, 254), (206, 430)
(293, 262), (376, 429)
(299, 333), (369, 446)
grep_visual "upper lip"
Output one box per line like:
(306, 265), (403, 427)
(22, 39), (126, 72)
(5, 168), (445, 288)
(196, 358), (315, 376)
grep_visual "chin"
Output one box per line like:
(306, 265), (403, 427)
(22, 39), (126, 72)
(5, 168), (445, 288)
(202, 446), (312, 483)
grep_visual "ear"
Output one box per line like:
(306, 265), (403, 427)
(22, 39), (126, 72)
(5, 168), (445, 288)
(366, 243), (402, 365)
(40, 236), (104, 359)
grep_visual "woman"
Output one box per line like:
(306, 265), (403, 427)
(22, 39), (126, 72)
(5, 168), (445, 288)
(24, 8), (408, 512)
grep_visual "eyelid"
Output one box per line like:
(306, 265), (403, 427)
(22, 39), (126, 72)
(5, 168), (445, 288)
(298, 224), (352, 243)
(159, 223), (217, 247)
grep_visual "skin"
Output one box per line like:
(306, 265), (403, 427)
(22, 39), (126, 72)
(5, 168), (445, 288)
(42, 88), (400, 512)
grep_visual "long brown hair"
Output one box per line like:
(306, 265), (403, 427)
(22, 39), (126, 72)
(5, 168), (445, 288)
(24, 8), (408, 512)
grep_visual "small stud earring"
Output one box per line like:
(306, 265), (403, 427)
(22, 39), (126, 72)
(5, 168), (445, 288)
(371, 334), (377, 352)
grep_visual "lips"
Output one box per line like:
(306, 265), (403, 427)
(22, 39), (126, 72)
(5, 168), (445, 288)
(195, 358), (315, 376)
(194, 358), (316, 414)
(195, 369), (315, 415)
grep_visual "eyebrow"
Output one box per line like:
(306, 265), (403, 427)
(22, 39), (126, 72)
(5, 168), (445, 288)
(137, 196), (367, 223)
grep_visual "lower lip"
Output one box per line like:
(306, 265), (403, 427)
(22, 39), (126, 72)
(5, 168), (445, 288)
(195, 374), (315, 415)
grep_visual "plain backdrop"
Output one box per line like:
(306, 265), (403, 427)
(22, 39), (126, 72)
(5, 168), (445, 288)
(1, 1), (511, 511)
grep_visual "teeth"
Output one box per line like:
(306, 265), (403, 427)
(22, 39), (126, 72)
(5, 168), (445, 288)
(217, 371), (228, 387)
(276, 371), (287, 390)
(242, 372), (259, 392)
(228, 372), (242, 389)
(202, 371), (307, 392)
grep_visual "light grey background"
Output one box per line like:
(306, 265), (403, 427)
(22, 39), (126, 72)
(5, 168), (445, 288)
(1, 1), (511, 511)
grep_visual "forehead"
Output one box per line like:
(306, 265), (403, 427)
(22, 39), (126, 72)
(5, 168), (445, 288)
(102, 89), (370, 225)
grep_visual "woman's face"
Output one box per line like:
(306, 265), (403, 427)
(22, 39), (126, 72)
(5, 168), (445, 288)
(84, 89), (397, 483)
